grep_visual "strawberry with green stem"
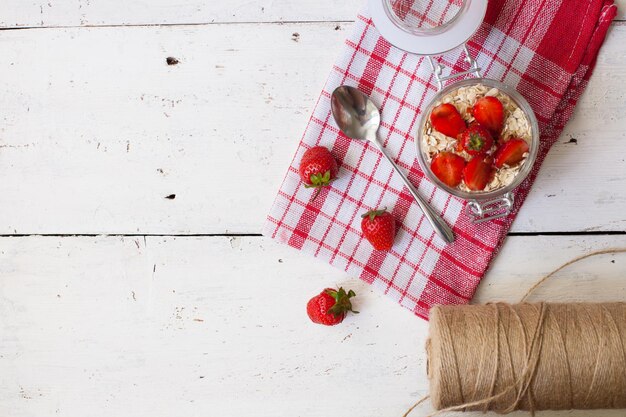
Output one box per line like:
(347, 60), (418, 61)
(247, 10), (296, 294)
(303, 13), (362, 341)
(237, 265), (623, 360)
(307, 287), (358, 326)
(298, 146), (338, 200)
(361, 208), (396, 251)
(460, 124), (494, 156)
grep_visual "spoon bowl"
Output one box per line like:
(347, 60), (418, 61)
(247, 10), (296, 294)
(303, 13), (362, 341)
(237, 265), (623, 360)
(331, 85), (381, 141)
(331, 85), (455, 244)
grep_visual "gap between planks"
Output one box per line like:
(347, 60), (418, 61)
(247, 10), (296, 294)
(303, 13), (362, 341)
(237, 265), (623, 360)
(0, 20), (355, 31)
(0, 231), (625, 238)
(0, 18), (624, 31)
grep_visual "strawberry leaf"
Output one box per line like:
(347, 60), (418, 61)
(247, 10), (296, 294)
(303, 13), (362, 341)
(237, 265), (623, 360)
(325, 287), (358, 317)
(308, 171), (333, 188)
(304, 170), (335, 201)
(361, 207), (388, 221)
(309, 173), (323, 186)
(468, 132), (484, 151)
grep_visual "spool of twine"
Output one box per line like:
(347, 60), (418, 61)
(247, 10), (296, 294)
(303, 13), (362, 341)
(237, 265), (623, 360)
(428, 302), (626, 413)
(398, 248), (626, 416)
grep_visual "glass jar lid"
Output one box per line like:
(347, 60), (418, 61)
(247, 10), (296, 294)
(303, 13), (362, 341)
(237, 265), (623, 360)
(369, 0), (488, 55)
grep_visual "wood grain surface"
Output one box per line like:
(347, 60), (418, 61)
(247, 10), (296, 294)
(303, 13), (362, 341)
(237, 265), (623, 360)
(0, 1), (625, 416)
(0, 23), (623, 234)
(0, 0), (624, 27)
(2, 235), (625, 416)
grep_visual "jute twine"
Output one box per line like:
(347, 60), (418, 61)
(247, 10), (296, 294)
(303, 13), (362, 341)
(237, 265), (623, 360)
(403, 248), (626, 416)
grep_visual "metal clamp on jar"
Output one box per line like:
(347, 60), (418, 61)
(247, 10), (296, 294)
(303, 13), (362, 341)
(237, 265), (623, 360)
(369, 0), (540, 223)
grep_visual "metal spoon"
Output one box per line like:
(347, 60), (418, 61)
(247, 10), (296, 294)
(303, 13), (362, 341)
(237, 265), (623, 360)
(331, 85), (455, 244)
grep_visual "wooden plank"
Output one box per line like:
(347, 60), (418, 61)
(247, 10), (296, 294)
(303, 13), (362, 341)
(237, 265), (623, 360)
(0, 0), (623, 27)
(0, 23), (623, 235)
(1, 234), (625, 416)
(0, 0), (363, 28)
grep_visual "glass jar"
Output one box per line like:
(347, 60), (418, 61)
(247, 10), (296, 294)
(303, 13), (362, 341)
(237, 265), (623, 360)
(415, 77), (540, 223)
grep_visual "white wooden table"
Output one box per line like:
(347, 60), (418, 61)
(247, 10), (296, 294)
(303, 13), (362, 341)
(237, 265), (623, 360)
(1, 2), (625, 416)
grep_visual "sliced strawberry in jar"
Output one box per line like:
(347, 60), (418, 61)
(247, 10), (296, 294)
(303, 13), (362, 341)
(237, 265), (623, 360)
(430, 103), (467, 138)
(494, 138), (530, 168)
(463, 155), (495, 191)
(460, 124), (494, 156)
(473, 96), (504, 133)
(431, 152), (466, 188)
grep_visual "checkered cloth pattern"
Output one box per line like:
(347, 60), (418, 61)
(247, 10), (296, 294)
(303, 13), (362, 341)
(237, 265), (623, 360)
(264, 0), (617, 319)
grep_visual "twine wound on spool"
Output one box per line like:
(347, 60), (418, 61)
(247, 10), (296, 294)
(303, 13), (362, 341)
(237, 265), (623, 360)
(429, 302), (626, 413)
(404, 247), (626, 416)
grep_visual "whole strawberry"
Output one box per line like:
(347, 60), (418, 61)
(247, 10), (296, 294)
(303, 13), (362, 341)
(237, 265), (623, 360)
(361, 208), (396, 251)
(307, 287), (358, 326)
(299, 146), (338, 200)
(460, 124), (494, 156)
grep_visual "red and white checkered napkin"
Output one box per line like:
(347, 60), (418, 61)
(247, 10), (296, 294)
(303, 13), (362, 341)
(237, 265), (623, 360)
(264, 0), (616, 319)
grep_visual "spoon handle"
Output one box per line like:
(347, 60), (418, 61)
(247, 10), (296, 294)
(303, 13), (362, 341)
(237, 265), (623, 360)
(376, 143), (455, 244)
